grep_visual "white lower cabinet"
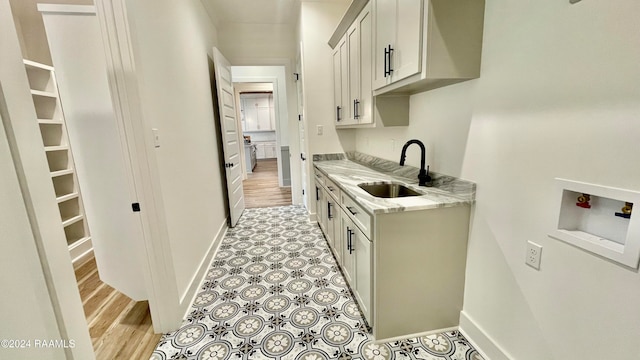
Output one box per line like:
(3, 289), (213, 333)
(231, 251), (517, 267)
(255, 142), (277, 159)
(314, 166), (471, 341)
(340, 207), (372, 325)
(316, 172), (373, 326)
(315, 181), (326, 233)
(353, 223), (372, 322)
(340, 214), (357, 286)
(327, 197), (341, 264)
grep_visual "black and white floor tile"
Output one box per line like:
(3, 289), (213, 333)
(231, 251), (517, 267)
(151, 205), (484, 360)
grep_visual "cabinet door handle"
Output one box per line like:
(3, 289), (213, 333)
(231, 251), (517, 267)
(348, 229), (354, 254)
(388, 45), (394, 75)
(383, 47), (388, 78)
(384, 45), (394, 77)
(346, 206), (357, 215)
(327, 202), (332, 219)
(353, 99), (360, 119)
(316, 187), (319, 201)
(336, 106), (341, 121)
(327, 186), (334, 192)
(346, 226), (352, 251)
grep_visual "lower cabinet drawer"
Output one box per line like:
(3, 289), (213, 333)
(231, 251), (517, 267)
(341, 193), (371, 239)
(314, 168), (325, 185)
(324, 177), (340, 201)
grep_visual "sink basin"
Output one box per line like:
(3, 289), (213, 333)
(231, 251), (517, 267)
(358, 183), (422, 198)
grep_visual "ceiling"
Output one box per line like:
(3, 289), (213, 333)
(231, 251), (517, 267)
(202, 0), (302, 26)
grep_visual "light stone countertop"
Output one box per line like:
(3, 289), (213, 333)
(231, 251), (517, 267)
(313, 152), (476, 215)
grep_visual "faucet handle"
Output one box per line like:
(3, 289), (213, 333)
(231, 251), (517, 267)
(418, 166), (432, 186)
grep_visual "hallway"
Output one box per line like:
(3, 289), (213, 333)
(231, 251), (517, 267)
(243, 158), (292, 208)
(151, 205), (484, 360)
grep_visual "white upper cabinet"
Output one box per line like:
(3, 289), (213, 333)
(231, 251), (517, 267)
(373, 0), (486, 95)
(332, 36), (347, 125)
(347, 4), (373, 126)
(333, 3), (374, 128)
(241, 93), (275, 132)
(373, 0), (423, 90)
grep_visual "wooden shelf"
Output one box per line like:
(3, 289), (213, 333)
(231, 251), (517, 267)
(56, 192), (79, 203)
(64, 220), (86, 245)
(45, 145), (69, 152)
(23, 59), (54, 71)
(30, 89), (57, 98)
(62, 214), (84, 228)
(51, 168), (74, 177)
(38, 119), (63, 125)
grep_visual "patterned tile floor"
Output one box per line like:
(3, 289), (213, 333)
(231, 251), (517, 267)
(151, 206), (484, 360)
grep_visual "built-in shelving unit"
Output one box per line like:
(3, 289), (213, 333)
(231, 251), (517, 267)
(23, 59), (92, 262)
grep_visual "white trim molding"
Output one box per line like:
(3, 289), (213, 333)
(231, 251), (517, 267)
(459, 311), (512, 360)
(181, 221), (228, 319)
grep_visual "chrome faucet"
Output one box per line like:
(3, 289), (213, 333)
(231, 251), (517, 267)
(399, 139), (431, 186)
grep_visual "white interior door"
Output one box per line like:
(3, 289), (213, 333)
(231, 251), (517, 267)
(213, 47), (245, 226)
(41, 7), (147, 301)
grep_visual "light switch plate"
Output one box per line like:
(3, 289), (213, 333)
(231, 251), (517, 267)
(316, 125), (323, 135)
(152, 128), (160, 148)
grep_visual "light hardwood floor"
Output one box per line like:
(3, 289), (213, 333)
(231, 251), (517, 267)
(74, 255), (160, 359)
(243, 158), (292, 208)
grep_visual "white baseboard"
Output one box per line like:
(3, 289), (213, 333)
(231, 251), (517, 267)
(179, 220), (228, 319)
(69, 237), (93, 265)
(374, 326), (458, 344)
(459, 311), (512, 360)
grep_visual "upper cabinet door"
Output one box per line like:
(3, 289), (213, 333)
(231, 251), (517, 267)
(339, 38), (349, 125)
(336, 3), (373, 128)
(393, 0), (422, 82)
(373, 0), (423, 90)
(332, 39), (343, 124)
(357, 5), (373, 125)
(257, 107), (271, 131)
(244, 105), (259, 131)
(373, 0), (396, 90)
(346, 22), (359, 125)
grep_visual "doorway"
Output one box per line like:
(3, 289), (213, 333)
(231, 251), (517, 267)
(10, 3), (161, 358)
(235, 84), (292, 208)
(231, 66), (294, 209)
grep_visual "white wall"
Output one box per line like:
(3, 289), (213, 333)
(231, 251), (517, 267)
(123, 0), (227, 304)
(9, 0), (93, 65)
(298, 0), (353, 212)
(245, 132), (277, 142)
(219, 23), (296, 64)
(355, 1), (640, 359)
(300, 0), (354, 156)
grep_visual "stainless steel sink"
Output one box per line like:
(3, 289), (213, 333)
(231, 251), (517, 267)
(358, 182), (422, 198)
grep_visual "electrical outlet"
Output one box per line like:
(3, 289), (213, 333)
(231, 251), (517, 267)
(526, 241), (542, 270)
